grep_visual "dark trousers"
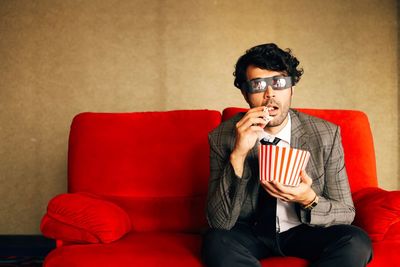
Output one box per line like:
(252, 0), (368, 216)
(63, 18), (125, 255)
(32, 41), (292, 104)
(201, 223), (372, 267)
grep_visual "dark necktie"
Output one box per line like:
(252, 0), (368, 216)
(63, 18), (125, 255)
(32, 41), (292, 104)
(256, 137), (281, 240)
(255, 186), (277, 240)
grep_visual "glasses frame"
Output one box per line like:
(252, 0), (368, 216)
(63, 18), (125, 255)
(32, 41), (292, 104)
(242, 76), (293, 94)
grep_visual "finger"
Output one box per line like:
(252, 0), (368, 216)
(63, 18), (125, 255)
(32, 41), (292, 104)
(253, 109), (271, 120)
(261, 181), (289, 198)
(237, 108), (270, 128)
(239, 107), (265, 120)
(261, 180), (279, 194)
(247, 125), (265, 134)
(261, 181), (294, 201)
(266, 191), (285, 200)
(239, 117), (269, 130)
(238, 113), (268, 128)
(248, 106), (267, 113)
(272, 184), (297, 200)
(260, 184), (281, 198)
(300, 170), (312, 186)
(236, 114), (260, 128)
(272, 181), (296, 195)
(264, 189), (291, 202)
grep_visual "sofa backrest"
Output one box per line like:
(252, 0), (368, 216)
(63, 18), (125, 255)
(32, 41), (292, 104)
(67, 107), (377, 234)
(68, 110), (221, 233)
(222, 107), (378, 193)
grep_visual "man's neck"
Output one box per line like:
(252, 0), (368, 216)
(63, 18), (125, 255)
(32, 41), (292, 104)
(264, 116), (289, 135)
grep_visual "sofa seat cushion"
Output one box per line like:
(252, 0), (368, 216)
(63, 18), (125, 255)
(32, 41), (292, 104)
(43, 232), (396, 267)
(44, 232), (309, 267)
(44, 232), (204, 267)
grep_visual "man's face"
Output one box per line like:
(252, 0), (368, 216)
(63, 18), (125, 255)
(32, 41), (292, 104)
(242, 65), (293, 130)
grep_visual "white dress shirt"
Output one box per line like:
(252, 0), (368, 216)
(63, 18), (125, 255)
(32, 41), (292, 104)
(258, 114), (302, 233)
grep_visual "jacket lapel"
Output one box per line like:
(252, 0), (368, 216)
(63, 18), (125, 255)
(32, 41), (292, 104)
(289, 109), (313, 218)
(289, 109), (309, 151)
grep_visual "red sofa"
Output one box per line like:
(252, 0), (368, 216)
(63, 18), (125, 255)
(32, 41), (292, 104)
(41, 108), (400, 266)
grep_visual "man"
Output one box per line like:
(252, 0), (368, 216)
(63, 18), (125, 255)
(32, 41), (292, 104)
(201, 43), (372, 267)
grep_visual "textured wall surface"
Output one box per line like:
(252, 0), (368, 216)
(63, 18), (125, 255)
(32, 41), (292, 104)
(0, 0), (398, 234)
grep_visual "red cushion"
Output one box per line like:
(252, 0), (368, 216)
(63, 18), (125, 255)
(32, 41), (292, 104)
(353, 187), (400, 242)
(222, 107), (378, 192)
(41, 192), (131, 243)
(44, 232), (309, 267)
(44, 233), (204, 267)
(41, 214), (99, 244)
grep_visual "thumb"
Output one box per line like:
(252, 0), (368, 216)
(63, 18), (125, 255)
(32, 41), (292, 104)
(300, 170), (312, 186)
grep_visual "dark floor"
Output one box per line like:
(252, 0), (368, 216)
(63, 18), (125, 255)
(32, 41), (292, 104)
(0, 256), (43, 267)
(0, 235), (56, 267)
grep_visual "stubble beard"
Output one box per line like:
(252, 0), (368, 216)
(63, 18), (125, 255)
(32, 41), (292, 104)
(267, 109), (289, 127)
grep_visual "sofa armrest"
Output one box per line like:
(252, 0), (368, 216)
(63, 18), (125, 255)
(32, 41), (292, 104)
(40, 192), (131, 244)
(352, 187), (400, 242)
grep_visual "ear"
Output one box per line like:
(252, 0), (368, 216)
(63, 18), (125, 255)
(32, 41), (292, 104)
(291, 86), (295, 96)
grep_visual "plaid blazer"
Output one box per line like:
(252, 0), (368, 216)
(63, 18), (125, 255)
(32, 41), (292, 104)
(206, 109), (355, 230)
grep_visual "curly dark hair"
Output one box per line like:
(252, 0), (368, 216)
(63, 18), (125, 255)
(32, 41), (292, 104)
(233, 43), (304, 89)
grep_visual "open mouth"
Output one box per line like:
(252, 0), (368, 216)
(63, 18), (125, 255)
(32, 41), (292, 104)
(266, 105), (279, 116)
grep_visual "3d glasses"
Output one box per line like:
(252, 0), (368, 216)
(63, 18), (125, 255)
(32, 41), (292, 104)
(242, 76), (293, 93)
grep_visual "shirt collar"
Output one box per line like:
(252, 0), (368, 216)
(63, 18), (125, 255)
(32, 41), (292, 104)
(259, 113), (291, 145)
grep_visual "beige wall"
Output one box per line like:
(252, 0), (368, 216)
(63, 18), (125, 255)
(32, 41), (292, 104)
(0, 0), (398, 234)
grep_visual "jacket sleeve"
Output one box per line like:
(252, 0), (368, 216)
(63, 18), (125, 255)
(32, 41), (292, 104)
(300, 126), (355, 226)
(205, 134), (252, 230)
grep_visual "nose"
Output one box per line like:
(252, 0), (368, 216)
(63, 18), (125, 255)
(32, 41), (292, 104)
(263, 85), (275, 99)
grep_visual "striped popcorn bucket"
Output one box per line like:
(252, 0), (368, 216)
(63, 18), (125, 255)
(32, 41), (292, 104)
(258, 145), (311, 187)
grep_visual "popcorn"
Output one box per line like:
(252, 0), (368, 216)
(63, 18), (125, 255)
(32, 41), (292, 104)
(263, 106), (273, 123)
(258, 145), (310, 187)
